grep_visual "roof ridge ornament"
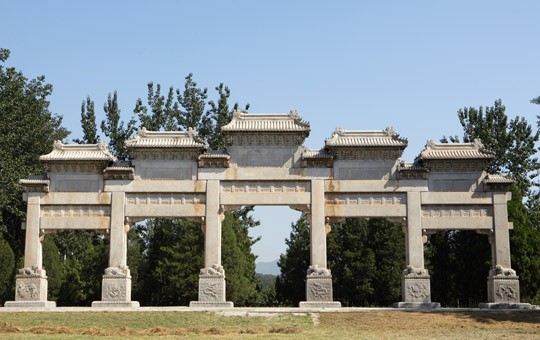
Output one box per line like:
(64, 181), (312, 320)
(384, 126), (396, 136)
(53, 140), (64, 150)
(232, 108), (244, 119)
(289, 109), (300, 121)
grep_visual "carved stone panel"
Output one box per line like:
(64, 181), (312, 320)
(42, 205), (111, 218)
(402, 277), (431, 303)
(326, 193), (406, 205)
(15, 276), (48, 302)
(421, 205), (492, 218)
(126, 193), (205, 205)
(487, 275), (520, 303)
(221, 181), (309, 193)
(198, 276), (226, 302)
(305, 275), (334, 302)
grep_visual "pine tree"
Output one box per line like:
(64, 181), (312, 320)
(100, 91), (136, 161)
(275, 214), (310, 306)
(140, 218), (203, 305)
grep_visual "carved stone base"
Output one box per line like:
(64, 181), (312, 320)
(13, 274), (49, 302)
(299, 301), (342, 308)
(189, 301), (234, 308)
(4, 301), (56, 308)
(402, 276), (432, 303)
(197, 275), (227, 303)
(393, 302), (441, 309)
(305, 275), (335, 302)
(487, 274), (520, 303)
(92, 272), (138, 307)
(479, 302), (533, 309)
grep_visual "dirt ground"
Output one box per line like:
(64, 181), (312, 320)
(0, 310), (539, 339)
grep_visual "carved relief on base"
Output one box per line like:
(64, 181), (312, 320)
(15, 275), (48, 302)
(101, 276), (132, 302)
(487, 269), (520, 303)
(198, 276), (226, 302)
(402, 276), (431, 303)
(305, 274), (334, 302)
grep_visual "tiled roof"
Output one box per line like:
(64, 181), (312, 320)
(221, 110), (310, 132)
(40, 141), (116, 162)
(419, 139), (494, 160)
(19, 178), (50, 185)
(398, 162), (427, 171)
(125, 128), (207, 149)
(484, 174), (514, 184)
(325, 127), (408, 148)
(302, 148), (332, 159)
(199, 150), (230, 159)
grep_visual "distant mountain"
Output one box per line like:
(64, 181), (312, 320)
(256, 259), (280, 275)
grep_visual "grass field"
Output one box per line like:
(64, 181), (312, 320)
(0, 310), (539, 339)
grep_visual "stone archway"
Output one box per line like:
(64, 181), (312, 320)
(6, 110), (528, 309)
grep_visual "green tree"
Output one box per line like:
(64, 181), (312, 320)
(206, 83), (250, 149)
(433, 99), (540, 306)
(56, 235), (107, 306)
(42, 236), (63, 301)
(134, 82), (180, 131)
(132, 75), (259, 305)
(0, 235), (15, 304)
(454, 99), (539, 196)
(100, 91), (136, 161)
(140, 218), (203, 305)
(73, 96), (99, 144)
(222, 207), (261, 306)
(0, 48), (69, 258)
(275, 214), (310, 306)
(508, 185), (540, 304)
(277, 216), (405, 307)
(329, 218), (404, 307)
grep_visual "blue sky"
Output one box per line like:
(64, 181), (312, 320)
(3, 1), (540, 262)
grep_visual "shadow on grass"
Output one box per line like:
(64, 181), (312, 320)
(449, 310), (540, 325)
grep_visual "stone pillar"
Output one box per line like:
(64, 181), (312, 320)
(190, 180), (233, 307)
(92, 192), (139, 307)
(479, 192), (530, 309)
(394, 191), (439, 309)
(299, 179), (341, 308)
(5, 193), (55, 308)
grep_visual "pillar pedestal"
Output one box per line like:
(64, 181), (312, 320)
(393, 267), (440, 309)
(190, 265), (233, 308)
(299, 266), (341, 308)
(4, 268), (56, 308)
(479, 266), (532, 309)
(91, 267), (139, 307)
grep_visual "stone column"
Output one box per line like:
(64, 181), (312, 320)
(92, 192), (139, 307)
(5, 193), (55, 308)
(299, 179), (341, 308)
(394, 191), (439, 309)
(190, 180), (233, 307)
(479, 192), (530, 309)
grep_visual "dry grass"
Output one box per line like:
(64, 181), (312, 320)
(0, 310), (539, 339)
